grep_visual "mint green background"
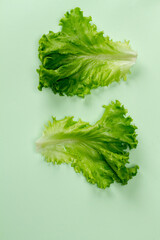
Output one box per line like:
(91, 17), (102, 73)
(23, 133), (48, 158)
(1, 0), (160, 239)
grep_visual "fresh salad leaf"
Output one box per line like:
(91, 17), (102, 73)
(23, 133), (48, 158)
(37, 7), (137, 97)
(36, 101), (138, 188)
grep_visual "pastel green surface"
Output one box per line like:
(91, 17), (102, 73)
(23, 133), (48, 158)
(0, 0), (160, 240)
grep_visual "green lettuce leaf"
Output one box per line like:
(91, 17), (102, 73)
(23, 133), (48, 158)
(36, 101), (139, 188)
(37, 7), (137, 97)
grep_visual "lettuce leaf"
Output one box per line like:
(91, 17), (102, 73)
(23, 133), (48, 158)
(36, 101), (138, 188)
(37, 7), (137, 97)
